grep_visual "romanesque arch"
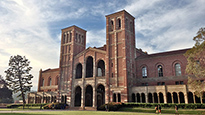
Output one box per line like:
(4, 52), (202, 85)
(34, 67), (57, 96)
(86, 56), (93, 78)
(132, 93), (136, 102)
(113, 93), (116, 102)
(97, 60), (105, 77)
(153, 93), (158, 103)
(136, 93), (140, 102)
(97, 84), (105, 107)
(75, 86), (81, 106)
(188, 92), (194, 103)
(179, 92), (185, 103)
(159, 92), (164, 103)
(141, 93), (146, 103)
(85, 85), (93, 106)
(173, 92), (178, 103)
(167, 92), (172, 103)
(148, 93), (153, 103)
(75, 63), (82, 79)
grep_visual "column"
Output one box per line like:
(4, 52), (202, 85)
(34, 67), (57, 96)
(152, 94), (155, 103)
(177, 93), (180, 104)
(164, 93), (167, 103)
(193, 94), (196, 104)
(81, 56), (86, 109)
(146, 94), (148, 103)
(157, 94), (160, 103)
(171, 93), (174, 104)
(200, 95), (203, 104)
(93, 53), (96, 108)
(184, 93), (188, 104)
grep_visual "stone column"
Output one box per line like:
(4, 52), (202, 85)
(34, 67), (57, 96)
(164, 93), (167, 103)
(193, 94), (196, 104)
(177, 93), (180, 104)
(93, 52), (96, 108)
(81, 55), (86, 109)
(146, 94), (148, 103)
(152, 95), (155, 103)
(184, 93), (188, 104)
(157, 94), (160, 103)
(171, 93), (174, 104)
(201, 95), (203, 104)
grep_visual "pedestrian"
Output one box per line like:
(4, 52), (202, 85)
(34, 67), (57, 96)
(175, 105), (178, 115)
(105, 104), (108, 111)
(155, 105), (158, 114)
(158, 105), (161, 114)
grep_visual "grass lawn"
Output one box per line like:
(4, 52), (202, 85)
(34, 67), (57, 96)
(119, 107), (205, 114)
(0, 110), (170, 115)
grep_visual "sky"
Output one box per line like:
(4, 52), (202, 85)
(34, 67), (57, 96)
(0, 0), (205, 91)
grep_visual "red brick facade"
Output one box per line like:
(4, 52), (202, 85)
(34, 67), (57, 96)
(29, 10), (205, 107)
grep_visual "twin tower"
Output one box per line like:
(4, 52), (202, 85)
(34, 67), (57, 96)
(59, 10), (136, 107)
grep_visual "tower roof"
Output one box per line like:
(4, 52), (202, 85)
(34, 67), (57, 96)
(105, 10), (135, 19)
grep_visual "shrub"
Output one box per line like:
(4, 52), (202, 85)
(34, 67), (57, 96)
(43, 103), (68, 109)
(98, 102), (123, 111)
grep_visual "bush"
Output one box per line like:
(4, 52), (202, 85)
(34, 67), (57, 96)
(98, 102), (123, 111)
(7, 103), (47, 108)
(122, 103), (205, 109)
(43, 103), (68, 109)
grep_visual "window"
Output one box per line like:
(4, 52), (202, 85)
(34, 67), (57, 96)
(49, 78), (52, 86)
(157, 82), (165, 85)
(117, 18), (121, 29)
(158, 65), (163, 77)
(42, 79), (44, 86)
(112, 73), (113, 77)
(142, 83), (148, 86)
(157, 82), (161, 86)
(69, 33), (72, 42)
(175, 81), (179, 85)
(175, 63), (181, 76)
(161, 82), (165, 85)
(110, 20), (114, 31)
(142, 67), (147, 78)
(180, 81), (183, 84)
(75, 33), (78, 42)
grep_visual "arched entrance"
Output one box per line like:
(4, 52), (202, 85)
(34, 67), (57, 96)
(167, 92), (172, 103)
(136, 93), (140, 102)
(154, 93), (158, 103)
(132, 93), (136, 102)
(141, 93), (145, 103)
(148, 93), (153, 103)
(159, 92), (164, 103)
(179, 92), (185, 103)
(113, 93), (116, 102)
(97, 60), (105, 76)
(86, 56), (93, 78)
(188, 92), (194, 103)
(85, 85), (93, 106)
(97, 84), (105, 107)
(173, 92), (178, 103)
(75, 86), (81, 106)
(75, 63), (82, 79)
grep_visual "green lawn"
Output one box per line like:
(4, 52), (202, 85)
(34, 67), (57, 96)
(0, 111), (168, 115)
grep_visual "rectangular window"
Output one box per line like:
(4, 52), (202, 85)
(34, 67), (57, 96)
(175, 81), (179, 85)
(157, 82), (161, 85)
(180, 81), (184, 84)
(161, 82), (165, 85)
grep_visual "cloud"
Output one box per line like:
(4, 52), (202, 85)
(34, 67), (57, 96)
(125, 0), (205, 53)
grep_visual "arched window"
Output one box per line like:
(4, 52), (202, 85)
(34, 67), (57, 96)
(42, 79), (44, 86)
(69, 33), (72, 42)
(49, 78), (52, 86)
(76, 63), (82, 79)
(175, 63), (181, 76)
(75, 33), (78, 42)
(97, 60), (105, 77)
(117, 18), (121, 29)
(158, 65), (163, 77)
(142, 67), (147, 78)
(110, 20), (114, 31)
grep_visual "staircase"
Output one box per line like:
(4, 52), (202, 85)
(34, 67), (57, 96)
(69, 107), (96, 111)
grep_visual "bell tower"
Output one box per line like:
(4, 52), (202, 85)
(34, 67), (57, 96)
(59, 25), (86, 105)
(105, 10), (136, 103)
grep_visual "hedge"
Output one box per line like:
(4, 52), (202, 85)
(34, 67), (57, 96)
(7, 103), (47, 108)
(43, 103), (69, 109)
(98, 102), (205, 111)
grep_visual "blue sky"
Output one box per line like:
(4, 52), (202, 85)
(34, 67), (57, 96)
(0, 0), (205, 91)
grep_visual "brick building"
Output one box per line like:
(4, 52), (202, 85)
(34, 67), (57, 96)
(28, 10), (205, 108)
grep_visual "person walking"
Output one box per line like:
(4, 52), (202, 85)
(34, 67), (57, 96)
(175, 105), (178, 115)
(158, 105), (161, 114)
(155, 105), (158, 114)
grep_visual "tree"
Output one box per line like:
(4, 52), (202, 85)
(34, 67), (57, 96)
(0, 76), (13, 103)
(5, 55), (33, 109)
(184, 27), (205, 98)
